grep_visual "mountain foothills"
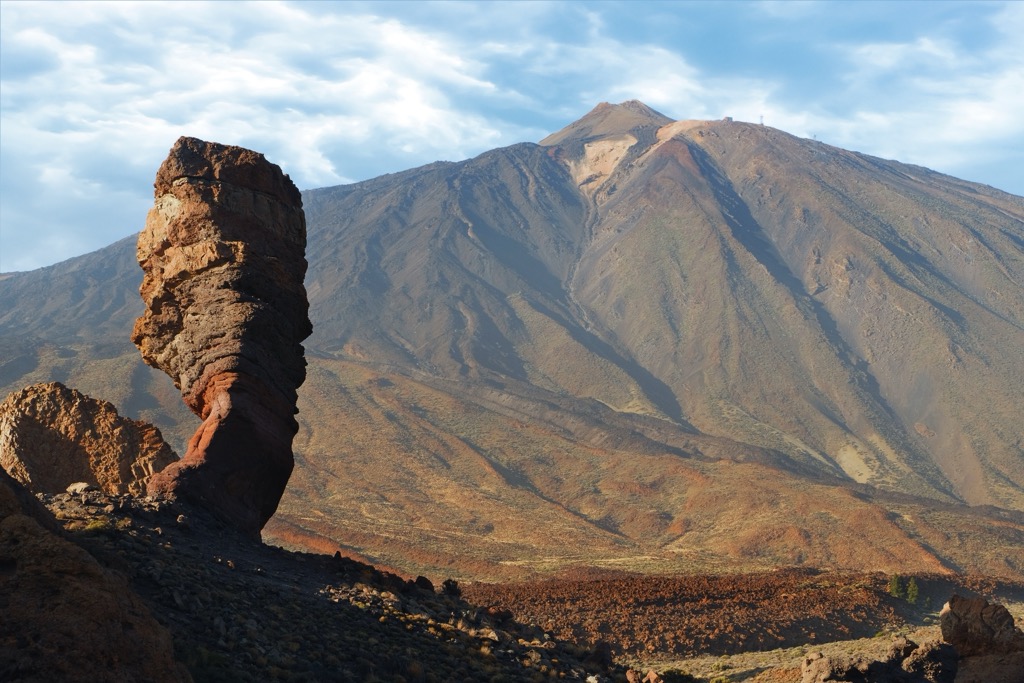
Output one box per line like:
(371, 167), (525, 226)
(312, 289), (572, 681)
(2, 101), (1024, 582)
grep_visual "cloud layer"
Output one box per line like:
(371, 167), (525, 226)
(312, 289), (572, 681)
(2, 1), (1021, 271)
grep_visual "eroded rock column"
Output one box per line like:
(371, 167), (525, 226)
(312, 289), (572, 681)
(133, 136), (311, 536)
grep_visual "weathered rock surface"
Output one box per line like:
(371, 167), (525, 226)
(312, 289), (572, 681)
(0, 467), (191, 682)
(133, 136), (311, 536)
(939, 594), (1024, 657)
(900, 639), (958, 682)
(801, 636), (956, 682)
(0, 381), (176, 496)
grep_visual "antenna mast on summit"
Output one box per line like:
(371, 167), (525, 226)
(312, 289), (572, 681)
(760, 115), (764, 126)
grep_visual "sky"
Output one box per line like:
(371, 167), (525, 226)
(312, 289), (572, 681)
(1, 0), (1022, 273)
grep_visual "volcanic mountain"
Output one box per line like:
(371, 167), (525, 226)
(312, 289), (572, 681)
(2, 101), (1023, 580)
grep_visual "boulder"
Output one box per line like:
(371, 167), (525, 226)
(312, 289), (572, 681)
(801, 651), (870, 682)
(939, 594), (1024, 657)
(0, 382), (176, 496)
(134, 137), (311, 536)
(802, 637), (956, 683)
(0, 467), (191, 682)
(900, 640), (957, 683)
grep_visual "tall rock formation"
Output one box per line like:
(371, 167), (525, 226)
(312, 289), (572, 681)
(4, 104), (1024, 580)
(133, 136), (311, 536)
(0, 381), (176, 495)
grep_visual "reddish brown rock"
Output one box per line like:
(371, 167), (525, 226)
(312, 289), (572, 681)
(0, 468), (191, 682)
(0, 381), (177, 496)
(801, 638), (957, 683)
(939, 594), (1024, 657)
(133, 136), (311, 536)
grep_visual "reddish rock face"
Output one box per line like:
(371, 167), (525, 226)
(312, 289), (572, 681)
(133, 136), (311, 536)
(0, 381), (176, 496)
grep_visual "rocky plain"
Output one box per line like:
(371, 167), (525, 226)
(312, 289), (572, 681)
(4, 104), (1024, 681)
(4, 461), (1024, 682)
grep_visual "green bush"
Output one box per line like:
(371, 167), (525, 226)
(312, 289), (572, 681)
(906, 577), (919, 605)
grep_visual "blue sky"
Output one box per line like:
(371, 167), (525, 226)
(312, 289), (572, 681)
(2, 0), (1022, 272)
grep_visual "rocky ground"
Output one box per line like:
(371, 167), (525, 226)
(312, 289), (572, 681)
(464, 570), (1024, 682)
(7, 485), (1024, 682)
(32, 489), (621, 682)
(466, 569), (907, 659)
(464, 570), (1024, 663)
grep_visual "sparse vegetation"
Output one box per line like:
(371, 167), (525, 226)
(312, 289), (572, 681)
(906, 577), (919, 606)
(83, 518), (114, 533)
(887, 574), (921, 605)
(888, 574), (905, 600)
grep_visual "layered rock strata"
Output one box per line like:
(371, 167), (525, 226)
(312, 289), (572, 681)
(133, 136), (311, 536)
(0, 381), (176, 495)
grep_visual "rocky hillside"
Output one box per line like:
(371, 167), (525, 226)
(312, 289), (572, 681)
(2, 102), (1023, 581)
(1, 469), (622, 682)
(5, 474), (1023, 682)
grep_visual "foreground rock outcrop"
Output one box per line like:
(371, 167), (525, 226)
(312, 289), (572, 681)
(0, 468), (190, 682)
(133, 137), (311, 536)
(801, 636), (957, 682)
(0, 382), (176, 496)
(939, 594), (1024, 682)
(940, 594), (1024, 657)
(31, 484), (615, 681)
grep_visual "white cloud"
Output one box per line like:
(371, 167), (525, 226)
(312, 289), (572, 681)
(1, 0), (1021, 272)
(851, 37), (959, 72)
(0, 0), (539, 270)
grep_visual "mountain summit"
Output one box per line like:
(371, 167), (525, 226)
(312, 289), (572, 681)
(2, 102), (1023, 579)
(539, 99), (673, 146)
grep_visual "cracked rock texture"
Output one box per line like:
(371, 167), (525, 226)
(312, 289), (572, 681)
(0, 381), (176, 496)
(133, 136), (311, 536)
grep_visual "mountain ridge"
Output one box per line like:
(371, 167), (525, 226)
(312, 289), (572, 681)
(2, 101), (1023, 580)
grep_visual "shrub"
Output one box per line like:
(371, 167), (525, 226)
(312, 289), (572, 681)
(887, 575), (905, 600)
(906, 577), (919, 605)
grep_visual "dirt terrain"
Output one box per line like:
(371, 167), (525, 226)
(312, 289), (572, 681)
(6, 481), (1024, 682)
(464, 569), (1024, 661)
